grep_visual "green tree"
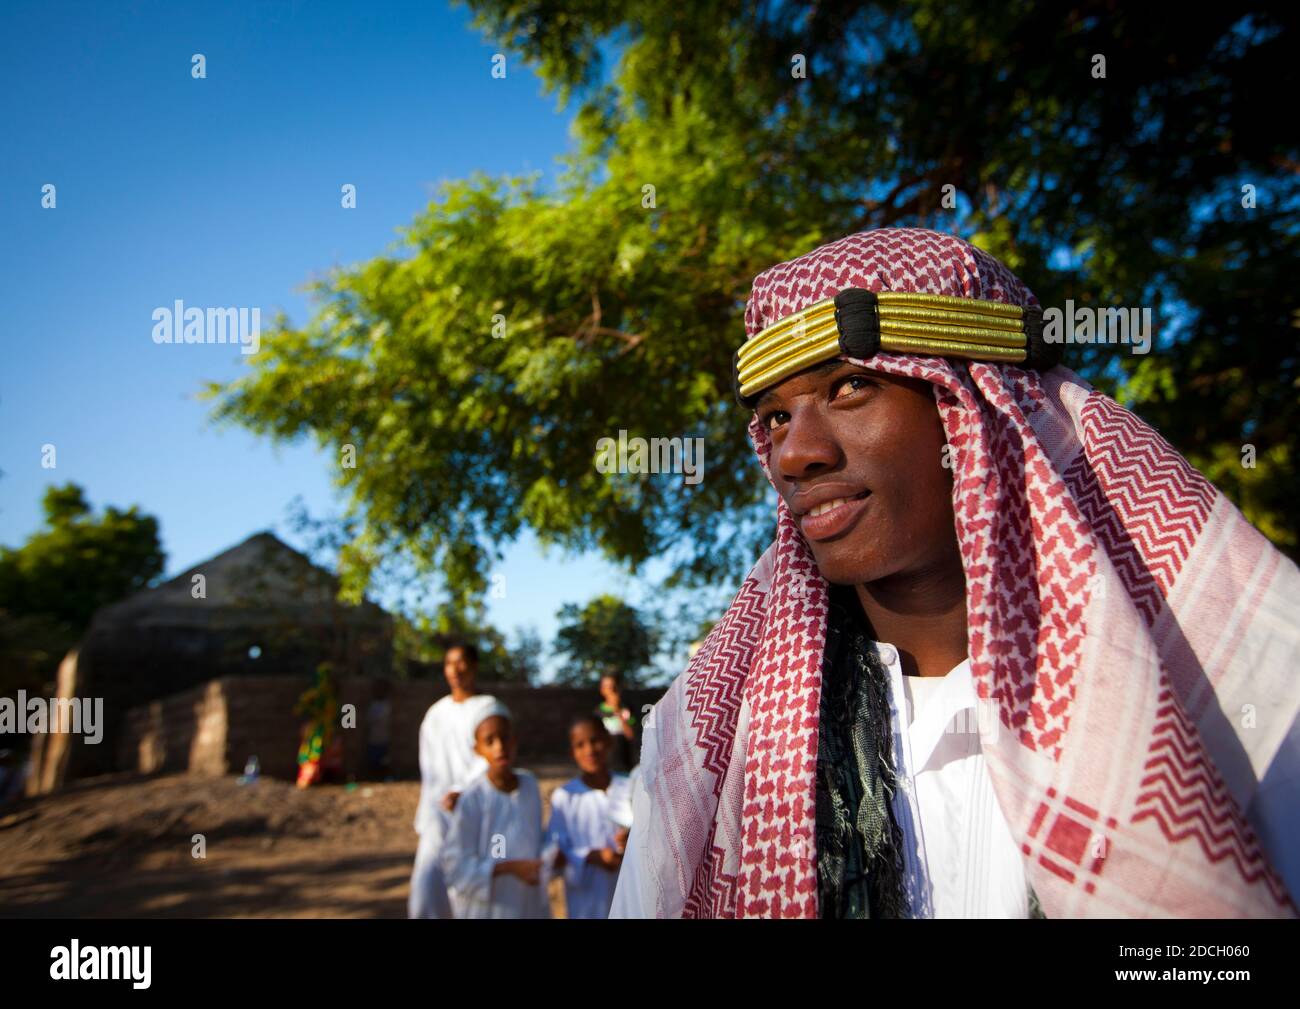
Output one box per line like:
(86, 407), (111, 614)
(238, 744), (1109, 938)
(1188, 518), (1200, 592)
(392, 610), (536, 684)
(552, 594), (656, 685)
(505, 626), (545, 685)
(0, 483), (165, 696)
(0, 484), (164, 630)
(277, 500), (536, 681)
(207, 2), (1300, 615)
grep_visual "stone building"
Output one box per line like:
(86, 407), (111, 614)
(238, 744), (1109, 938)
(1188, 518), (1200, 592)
(29, 531), (393, 791)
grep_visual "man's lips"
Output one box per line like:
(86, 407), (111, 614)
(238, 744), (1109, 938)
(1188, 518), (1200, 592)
(795, 489), (872, 541)
(790, 482), (870, 515)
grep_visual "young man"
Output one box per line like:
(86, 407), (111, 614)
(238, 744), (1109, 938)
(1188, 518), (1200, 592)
(408, 642), (500, 919)
(611, 228), (1300, 919)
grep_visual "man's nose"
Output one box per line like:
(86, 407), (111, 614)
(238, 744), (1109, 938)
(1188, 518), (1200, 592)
(776, 408), (841, 480)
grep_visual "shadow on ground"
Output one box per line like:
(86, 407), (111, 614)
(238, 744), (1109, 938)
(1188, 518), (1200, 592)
(0, 767), (574, 918)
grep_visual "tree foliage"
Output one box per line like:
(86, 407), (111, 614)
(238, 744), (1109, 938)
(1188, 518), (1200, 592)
(0, 483), (164, 631)
(208, 2), (1300, 615)
(0, 483), (165, 696)
(552, 594), (656, 685)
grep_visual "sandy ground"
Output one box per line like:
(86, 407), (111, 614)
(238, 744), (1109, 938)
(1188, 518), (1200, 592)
(0, 767), (577, 918)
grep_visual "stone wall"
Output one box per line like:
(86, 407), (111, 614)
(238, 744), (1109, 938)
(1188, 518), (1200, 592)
(117, 679), (229, 777)
(26, 649), (83, 795)
(117, 675), (665, 781)
(72, 620), (391, 778)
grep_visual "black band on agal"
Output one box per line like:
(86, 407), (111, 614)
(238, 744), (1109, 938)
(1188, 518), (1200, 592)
(833, 288), (881, 359)
(1021, 306), (1062, 371)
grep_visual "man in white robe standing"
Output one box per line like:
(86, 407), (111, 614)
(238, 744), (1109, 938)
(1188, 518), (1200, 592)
(408, 642), (498, 919)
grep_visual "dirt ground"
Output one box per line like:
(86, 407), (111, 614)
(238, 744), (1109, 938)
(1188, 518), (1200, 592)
(0, 767), (577, 918)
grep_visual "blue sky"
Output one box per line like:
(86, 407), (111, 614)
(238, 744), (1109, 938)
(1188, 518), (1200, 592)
(0, 0), (705, 679)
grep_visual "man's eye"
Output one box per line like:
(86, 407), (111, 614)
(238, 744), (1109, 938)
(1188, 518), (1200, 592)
(833, 375), (874, 399)
(762, 411), (789, 431)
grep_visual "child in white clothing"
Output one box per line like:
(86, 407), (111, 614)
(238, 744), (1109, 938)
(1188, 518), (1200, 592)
(441, 701), (550, 919)
(547, 715), (631, 919)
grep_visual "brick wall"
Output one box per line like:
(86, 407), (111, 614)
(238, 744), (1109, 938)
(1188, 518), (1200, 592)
(117, 680), (228, 777)
(118, 675), (666, 782)
(69, 617), (391, 779)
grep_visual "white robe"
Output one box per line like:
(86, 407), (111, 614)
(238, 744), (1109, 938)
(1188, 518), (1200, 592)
(547, 775), (630, 919)
(440, 770), (550, 919)
(408, 694), (497, 919)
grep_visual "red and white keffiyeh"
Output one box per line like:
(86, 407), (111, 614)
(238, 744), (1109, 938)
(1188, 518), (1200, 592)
(633, 228), (1299, 918)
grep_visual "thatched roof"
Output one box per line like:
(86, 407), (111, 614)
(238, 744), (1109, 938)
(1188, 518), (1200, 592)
(88, 531), (391, 632)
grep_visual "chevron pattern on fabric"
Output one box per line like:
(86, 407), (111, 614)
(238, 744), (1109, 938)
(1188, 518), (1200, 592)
(677, 577), (766, 919)
(1066, 391), (1216, 628)
(680, 577), (765, 787)
(684, 828), (740, 919)
(1132, 676), (1294, 910)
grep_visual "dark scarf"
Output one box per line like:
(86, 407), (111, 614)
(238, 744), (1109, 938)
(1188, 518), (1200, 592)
(814, 584), (1048, 919)
(814, 584), (910, 918)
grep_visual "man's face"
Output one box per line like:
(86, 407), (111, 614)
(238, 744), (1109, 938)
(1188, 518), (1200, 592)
(444, 647), (476, 693)
(756, 360), (959, 586)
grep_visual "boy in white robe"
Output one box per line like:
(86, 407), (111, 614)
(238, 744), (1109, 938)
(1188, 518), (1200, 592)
(440, 702), (551, 919)
(408, 643), (499, 919)
(547, 715), (631, 919)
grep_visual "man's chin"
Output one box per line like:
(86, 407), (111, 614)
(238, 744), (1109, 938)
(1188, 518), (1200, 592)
(809, 545), (886, 588)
